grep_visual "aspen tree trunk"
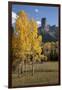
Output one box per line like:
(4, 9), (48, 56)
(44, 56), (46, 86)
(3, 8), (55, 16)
(22, 60), (24, 73)
(25, 60), (27, 73)
(18, 66), (19, 77)
(32, 56), (34, 76)
(26, 61), (27, 73)
(18, 63), (20, 78)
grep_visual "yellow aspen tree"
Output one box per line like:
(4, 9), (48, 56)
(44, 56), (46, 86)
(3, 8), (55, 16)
(30, 18), (42, 75)
(12, 10), (42, 76)
(15, 11), (31, 75)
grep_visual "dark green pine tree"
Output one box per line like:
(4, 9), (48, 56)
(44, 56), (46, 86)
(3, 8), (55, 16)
(41, 28), (45, 37)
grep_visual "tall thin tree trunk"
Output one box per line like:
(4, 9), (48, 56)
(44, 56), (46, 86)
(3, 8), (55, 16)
(32, 59), (34, 76)
(18, 64), (20, 78)
(22, 60), (24, 74)
(25, 60), (27, 73)
(26, 61), (27, 73)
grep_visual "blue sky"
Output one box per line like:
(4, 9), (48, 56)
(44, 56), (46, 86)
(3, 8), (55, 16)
(12, 4), (59, 26)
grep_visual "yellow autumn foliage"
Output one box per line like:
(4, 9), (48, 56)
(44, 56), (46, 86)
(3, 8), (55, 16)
(12, 10), (42, 62)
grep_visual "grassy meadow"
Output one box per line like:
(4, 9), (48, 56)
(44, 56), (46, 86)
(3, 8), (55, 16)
(12, 61), (59, 87)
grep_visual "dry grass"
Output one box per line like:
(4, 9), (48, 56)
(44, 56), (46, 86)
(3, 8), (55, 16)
(12, 61), (59, 87)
